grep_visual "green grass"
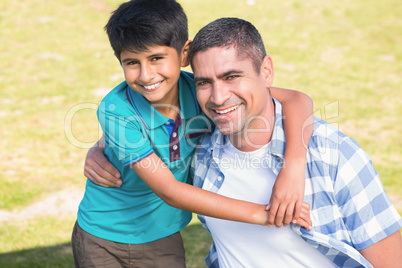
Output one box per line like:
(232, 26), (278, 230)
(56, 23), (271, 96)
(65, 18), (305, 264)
(1, 0), (401, 267)
(0, 215), (211, 268)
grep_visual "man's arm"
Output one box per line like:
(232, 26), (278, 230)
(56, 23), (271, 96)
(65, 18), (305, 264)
(334, 136), (402, 266)
(359, 230), (402, 267)
(133, 152), (312, 229)
(269, 87), (314, 227)
(83, 134), (122, 187)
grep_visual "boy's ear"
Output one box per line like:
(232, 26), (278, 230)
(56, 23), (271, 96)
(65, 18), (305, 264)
(180, 40), (192, 67)
(260, 55), (274, 87)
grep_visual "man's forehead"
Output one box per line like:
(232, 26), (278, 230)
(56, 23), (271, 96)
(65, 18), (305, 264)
(193, 46), (251, 75)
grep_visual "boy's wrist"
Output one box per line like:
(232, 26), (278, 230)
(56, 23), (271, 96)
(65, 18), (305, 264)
(252, 205), (270, 226)
(282, 155), (306, 168)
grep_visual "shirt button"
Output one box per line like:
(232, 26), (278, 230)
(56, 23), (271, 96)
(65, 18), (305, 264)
(165, 121), (170, 125)
(172, 132), (177, 138)
(173, 145), (178, 150)
(217, 176), (222, 182)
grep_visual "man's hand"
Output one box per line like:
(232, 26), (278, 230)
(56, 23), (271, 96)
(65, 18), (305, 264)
(266, 159), (307, 228)
(83, 138), (122, 187)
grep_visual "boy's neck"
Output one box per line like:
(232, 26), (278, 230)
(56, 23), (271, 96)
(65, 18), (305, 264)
(152, 94), (180, 121)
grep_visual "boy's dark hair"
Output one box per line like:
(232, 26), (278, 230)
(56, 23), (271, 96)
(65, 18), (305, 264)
(188, 17), (266, 73)
(105, 0), (188, 60)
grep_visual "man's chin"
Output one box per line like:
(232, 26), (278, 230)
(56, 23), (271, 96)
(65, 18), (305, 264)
(215, 125), (240, 136)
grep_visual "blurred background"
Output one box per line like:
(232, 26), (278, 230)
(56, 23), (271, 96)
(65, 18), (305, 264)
(1, 0), (401, 267)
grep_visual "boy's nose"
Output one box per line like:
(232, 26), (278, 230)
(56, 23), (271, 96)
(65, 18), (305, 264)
(139, 64), (155, 83)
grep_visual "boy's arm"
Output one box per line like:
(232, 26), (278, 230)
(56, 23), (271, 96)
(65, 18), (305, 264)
(83, 134), (122, 187)
(268, 87), (314, 227)
(133, 153), (312, 229)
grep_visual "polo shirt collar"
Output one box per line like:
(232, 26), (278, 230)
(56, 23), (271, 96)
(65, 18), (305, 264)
(178, 71), (200, 120)
(125, 71), (200, 130)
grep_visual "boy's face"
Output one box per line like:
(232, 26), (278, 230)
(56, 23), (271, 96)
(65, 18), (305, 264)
(120, 44), (188, 107)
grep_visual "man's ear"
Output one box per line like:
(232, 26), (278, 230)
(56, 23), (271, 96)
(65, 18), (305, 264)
(260, 55), (274, 87)
(180, 40), (192, 67)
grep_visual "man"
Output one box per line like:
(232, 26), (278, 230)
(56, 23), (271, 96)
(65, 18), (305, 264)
(187, 18), (402, 267)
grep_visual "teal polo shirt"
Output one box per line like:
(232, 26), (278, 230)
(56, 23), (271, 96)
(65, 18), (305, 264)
(77, 71), (212, 244)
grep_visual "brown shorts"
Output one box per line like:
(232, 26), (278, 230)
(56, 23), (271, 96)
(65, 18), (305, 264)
(71, 221), (186, 268)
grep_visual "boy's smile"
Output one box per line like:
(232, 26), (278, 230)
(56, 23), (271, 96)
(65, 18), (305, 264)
(140, 81), (164, 92)
(120, 45), (187, 116)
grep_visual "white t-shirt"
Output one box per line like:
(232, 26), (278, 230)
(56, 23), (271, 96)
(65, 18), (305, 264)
(204, 138), (337, 268)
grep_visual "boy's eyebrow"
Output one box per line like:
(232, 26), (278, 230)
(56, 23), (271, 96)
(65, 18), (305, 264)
(147, 53), (168, 58)
(194, 69), (244, 83)
(121, 53), (169, 63)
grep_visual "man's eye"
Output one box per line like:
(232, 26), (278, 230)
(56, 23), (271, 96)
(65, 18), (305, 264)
(197, 81), (209, 86)
(227, 75), (239, 80)
(152, 57), (163, 61)
(127, 61), (139, 65)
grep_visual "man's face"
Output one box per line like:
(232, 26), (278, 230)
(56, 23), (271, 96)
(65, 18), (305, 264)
(193, 46), (274, 138)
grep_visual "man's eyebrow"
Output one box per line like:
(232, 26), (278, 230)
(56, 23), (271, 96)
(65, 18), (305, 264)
(194, 69), (244, 83)
(217, 69), (243, 79)
(193, 76), (209, 84)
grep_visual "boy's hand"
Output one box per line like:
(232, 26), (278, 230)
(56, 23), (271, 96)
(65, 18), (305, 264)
(83, 140), (122, 187)
(266, 160), (306, 228)
(291, 202), (312, 230)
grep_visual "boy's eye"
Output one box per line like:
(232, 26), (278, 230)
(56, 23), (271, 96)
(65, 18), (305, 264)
(151, 57), (163, 61)
(127, 60), (139, 65)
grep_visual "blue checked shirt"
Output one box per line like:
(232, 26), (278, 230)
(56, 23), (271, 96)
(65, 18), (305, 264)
(192, 98), (402, 268)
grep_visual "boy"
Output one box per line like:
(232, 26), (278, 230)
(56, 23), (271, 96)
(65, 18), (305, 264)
(73, 0), (314, 267)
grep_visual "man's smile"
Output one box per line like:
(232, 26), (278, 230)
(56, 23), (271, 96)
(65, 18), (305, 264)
(213, 104), (240, 115)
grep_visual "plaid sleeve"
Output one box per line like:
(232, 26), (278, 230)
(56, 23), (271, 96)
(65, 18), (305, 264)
(334, 136), (402, 250)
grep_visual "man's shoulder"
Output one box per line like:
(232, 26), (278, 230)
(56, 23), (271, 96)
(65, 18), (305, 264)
(195, 131), (215, 156)
(311, 117), (351, 146)
(309, 117), (366, 165)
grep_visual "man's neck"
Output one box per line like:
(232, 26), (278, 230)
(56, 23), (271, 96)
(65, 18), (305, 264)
(228, 101), (276, 152)
(228, 129), (273, 152)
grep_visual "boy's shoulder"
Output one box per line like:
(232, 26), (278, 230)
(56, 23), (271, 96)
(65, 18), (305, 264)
(179, 70), (195, 91)
(180, 70), (194, 81)
(98, 80), (142, 115)
(97, 81), (139, 123)
(100, 81), (130, 107)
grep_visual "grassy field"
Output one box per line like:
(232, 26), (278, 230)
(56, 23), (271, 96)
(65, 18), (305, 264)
(0, 0), (401, 267)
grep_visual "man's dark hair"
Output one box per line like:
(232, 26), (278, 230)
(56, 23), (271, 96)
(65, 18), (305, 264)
(105, 0), (188, 60)
(188, 17), (266, 73)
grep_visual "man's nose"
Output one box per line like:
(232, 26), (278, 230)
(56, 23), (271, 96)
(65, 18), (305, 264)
(210, 83), (231, 106)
